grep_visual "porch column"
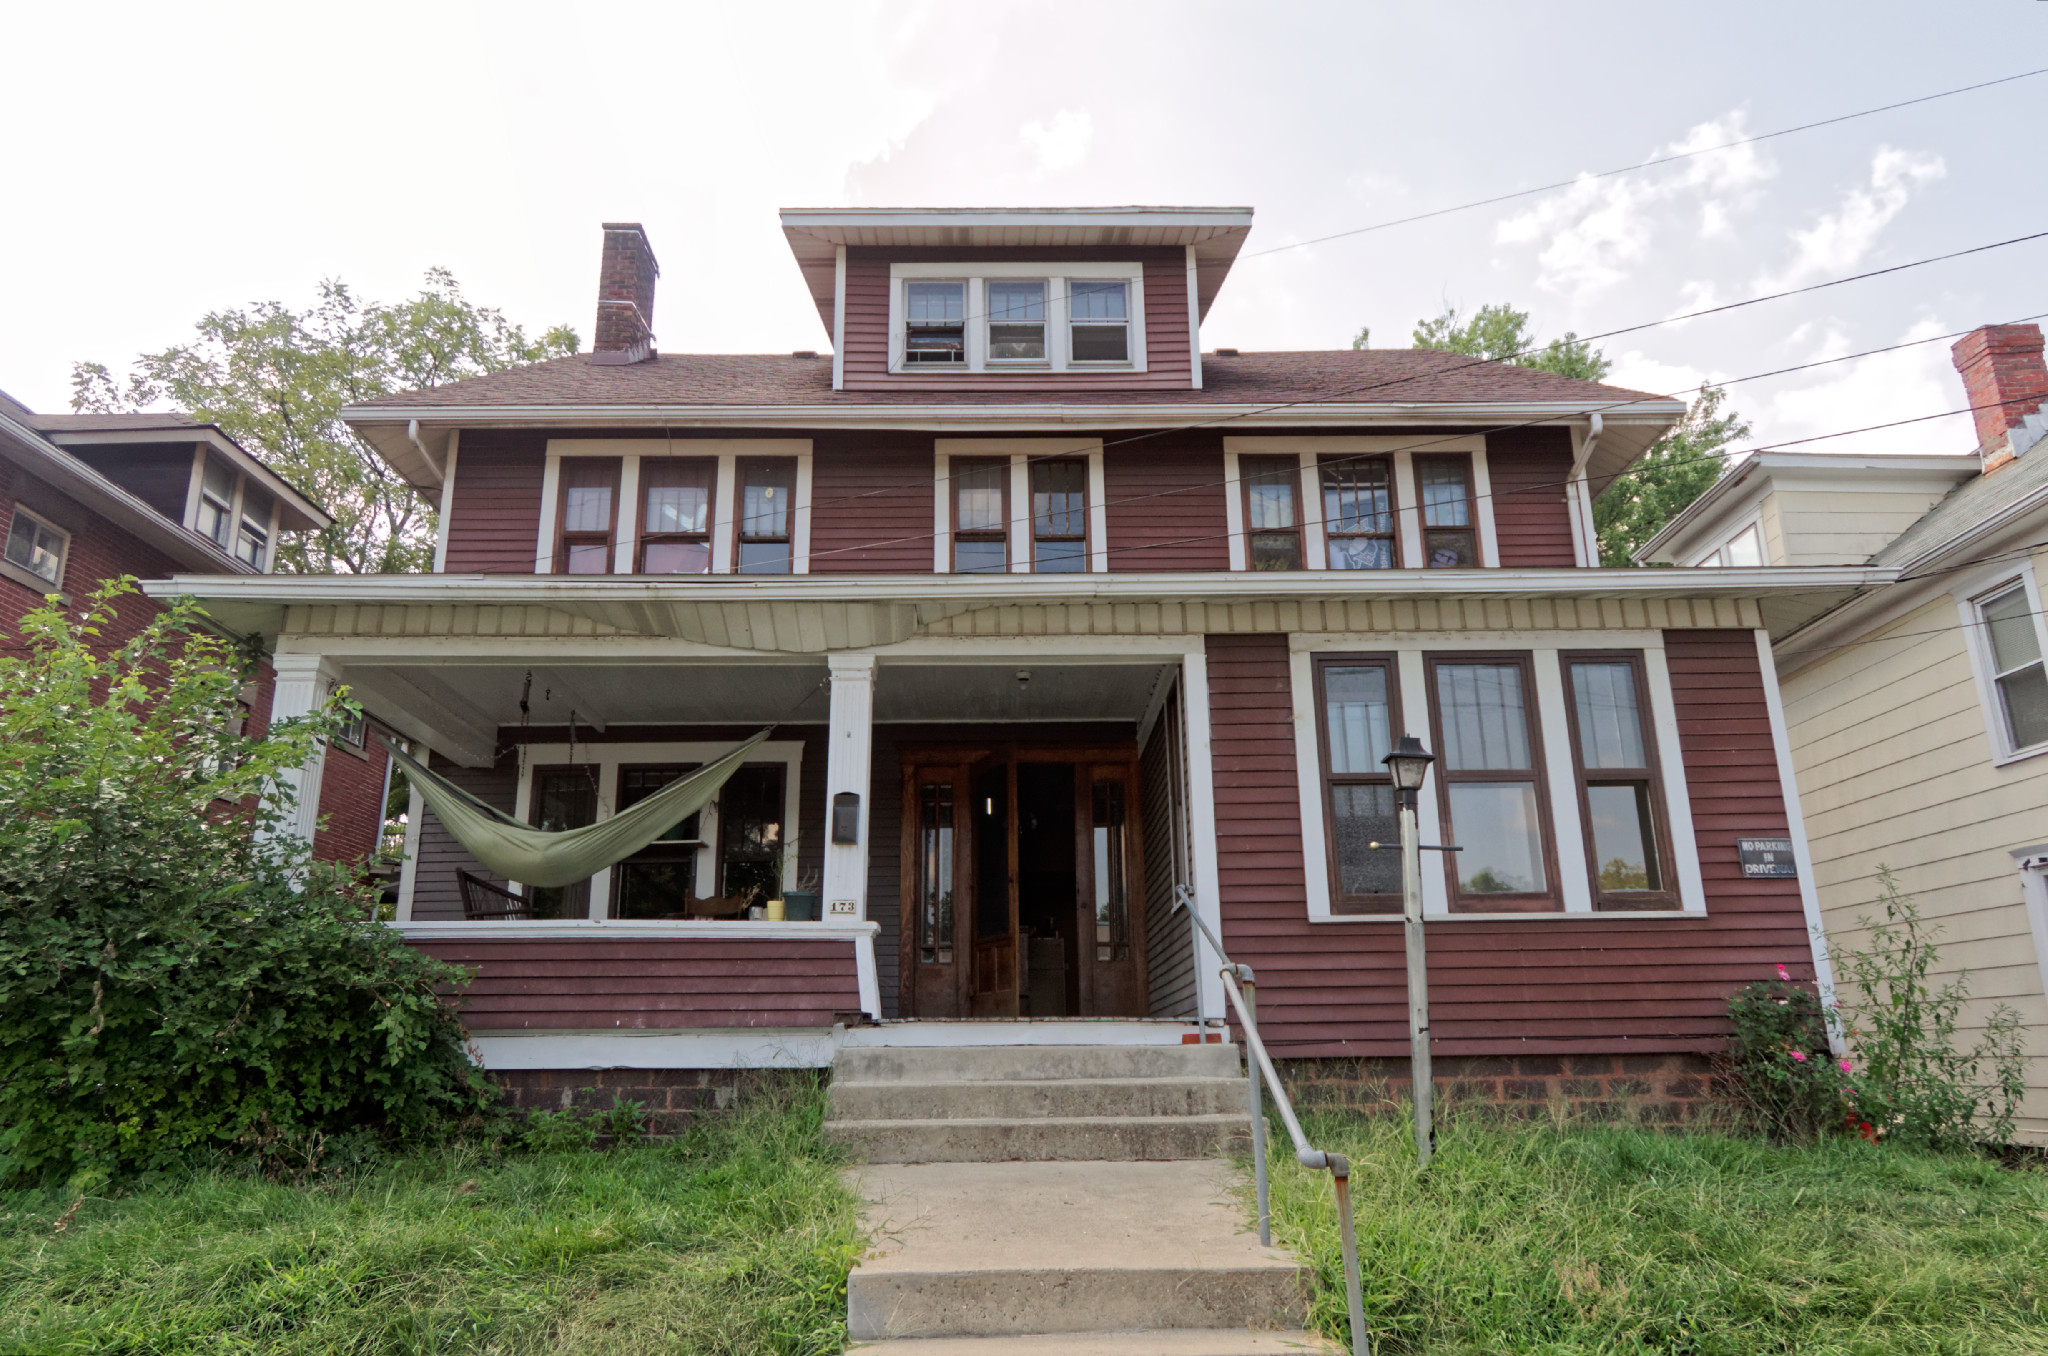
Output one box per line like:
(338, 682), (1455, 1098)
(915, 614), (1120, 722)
(822, 654), (877, 917)
(262, 651), (339, 856)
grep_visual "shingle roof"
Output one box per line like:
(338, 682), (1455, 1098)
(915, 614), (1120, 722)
(20, 411), (205, 432)
(352, 348), (1667, 410)
(1870, 452), (2048, 566)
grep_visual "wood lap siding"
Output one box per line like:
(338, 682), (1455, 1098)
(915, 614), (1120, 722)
(1486, 428), (1578, 568)
(409, 757), (519, 921)
(809, 435), (934, 573)
(1105, 433), (1230, 571)
(442, 434), (544, 575)
(1206, 630), (1809, 1059)
(412, 937), (862, 1029)
(840, 247), (1193, 392)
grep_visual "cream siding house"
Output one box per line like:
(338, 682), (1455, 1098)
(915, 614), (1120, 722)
(1641, 323), (2048, 1143)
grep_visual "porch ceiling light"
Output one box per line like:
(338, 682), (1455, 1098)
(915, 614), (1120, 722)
(1383, 734), (1435, 792)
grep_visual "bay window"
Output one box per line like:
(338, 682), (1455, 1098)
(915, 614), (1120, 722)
(637, 459), (714, 573)
(1314, 656), (1403, 912)
(1321, 457), (1396, 570)
(1563, 653), (1676, 909)
(1240, 456), (1303, 570)
(1428, 655), (1557, 910)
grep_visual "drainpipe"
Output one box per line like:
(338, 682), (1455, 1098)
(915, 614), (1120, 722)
(407, 419), (439, 479)
(1567, 414), (1604, 567)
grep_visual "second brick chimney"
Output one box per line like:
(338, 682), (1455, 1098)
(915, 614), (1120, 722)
(592, 223), (660, 364)
(1952, 323), (2048, 473)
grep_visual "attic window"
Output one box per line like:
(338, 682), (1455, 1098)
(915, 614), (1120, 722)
(988, 280), (1047, 361)
(237, 485), (274, 569)
(905, 282), (966, 365)
(197, 455), (236, 549)
(1068, 281), (1130, 362)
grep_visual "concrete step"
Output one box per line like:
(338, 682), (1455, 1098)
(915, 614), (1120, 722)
(828, 1113), (1250, 1163)
(830, 1076), (1248, 1122)
(836, 1042), (1241, 1085)
(848, 1332), (1334, 1355)
(848, 1161), (1306, 1341)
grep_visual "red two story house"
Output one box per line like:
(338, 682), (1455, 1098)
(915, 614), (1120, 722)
(150, 210), (1883, 1109)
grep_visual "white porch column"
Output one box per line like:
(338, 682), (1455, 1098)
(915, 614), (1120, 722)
(263, 652), (338, 856)
(823, 654), (880, 1018)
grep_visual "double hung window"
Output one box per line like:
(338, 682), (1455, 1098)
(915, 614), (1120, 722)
(988, 280), (1047, 361)
(556, 459), (619, 574)
(638, 459), (713, 573)
(1240, 456), (1303, 570)
(3, 507), (67, 588)
(1068, 281), (1130, 362)
(1315, 657), (1402, 912)
(736, 459), (794, 574)
(1321, 457), (1396, 570)
(952, 459), (1009, 573)
(197, 455), (236, 549)
(905, 281), (967, 365)
(1977, 583), (2048, 752)
(612, 763), (704, 919)
(1563, 653), (1675, 908)
(1417, 455), (1478, 568)
(528, 768), (598, 918)
(236, 485), (273, 568)
(719, 764), (787, 908)
(1429, 656), (1555, 910)
(1031, 459), (1088, 572)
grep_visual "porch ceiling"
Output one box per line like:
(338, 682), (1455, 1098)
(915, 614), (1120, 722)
(874, 663), (1169, 724)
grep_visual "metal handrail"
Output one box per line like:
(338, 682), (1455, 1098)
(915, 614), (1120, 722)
(1176, 886), (1369, 1356)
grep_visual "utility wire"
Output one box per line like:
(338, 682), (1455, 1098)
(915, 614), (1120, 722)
(1242, 65), (2048, 259)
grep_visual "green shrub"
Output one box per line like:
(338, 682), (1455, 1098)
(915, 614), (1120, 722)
(1725, 971), (1845, 1141)
(0, 583), (496, 1189)
(523, 1107), (599, 1153)
(1835, 868), (2028, 1150)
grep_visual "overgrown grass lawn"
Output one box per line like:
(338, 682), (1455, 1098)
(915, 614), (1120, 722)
(0, 1083), (860, 1355)
(1269, 1113), (2048, 1356)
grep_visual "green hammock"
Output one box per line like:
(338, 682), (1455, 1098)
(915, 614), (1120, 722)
(380, 729), (771, 889)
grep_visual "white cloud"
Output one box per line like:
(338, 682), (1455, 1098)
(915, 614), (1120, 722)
(1754, 146), (1945, 292)
(1758, 317), (1965, 456)
(1605, 349), (1728, 401)
(1020, 110), (1094, 174)
(1493, 113), (1775, 302)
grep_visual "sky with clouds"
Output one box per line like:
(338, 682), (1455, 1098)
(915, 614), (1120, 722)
(3, 0), (2044, 460)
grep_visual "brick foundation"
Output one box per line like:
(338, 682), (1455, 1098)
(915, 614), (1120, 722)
(1277, 1052), (1724, 1126)
(492, 1068), (755, 1137)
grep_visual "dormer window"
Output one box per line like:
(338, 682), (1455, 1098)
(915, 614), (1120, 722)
(988, 280), (1047, 361)
(1068, 281), (1130, 362)
(905, 282), (967, 365)
(197, 455), (236, 549)
(236, 485), (274, 569)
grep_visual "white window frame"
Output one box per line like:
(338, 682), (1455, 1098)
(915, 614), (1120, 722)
(1288, 631), (1706, 922)
(1686, 515), (1766, 568)
(984, 277), (1050, 367)
(887, 261), (1146, 375)
(933, 438), (1107, 575)
(508, 739), (807, 922)
(1955, 560), (2048, 765)
(0, 503), (70, 593)
(1224, 436), (1495, 571)
(537, 439), (812, 576)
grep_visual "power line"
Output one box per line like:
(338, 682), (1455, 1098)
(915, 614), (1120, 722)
(1242, 66), (2048, 260)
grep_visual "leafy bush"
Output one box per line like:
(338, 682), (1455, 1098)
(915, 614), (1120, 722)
(1725, 967), (1846, 1141)
(523, 1107), (599, 1153)
(1834, 869), (2028, 1150)
(0, 584), (495, 1189)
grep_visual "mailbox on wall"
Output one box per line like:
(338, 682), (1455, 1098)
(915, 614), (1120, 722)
(831, 792), (861, 845)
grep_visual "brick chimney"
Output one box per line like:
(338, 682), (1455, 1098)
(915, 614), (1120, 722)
(1952, 323), (2047, 473)
(591, 222), (659, 364)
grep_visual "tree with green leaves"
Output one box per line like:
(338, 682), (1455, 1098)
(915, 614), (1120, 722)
(1411, 301), (1612, 381)
(72, 270), (578, 576)
(1593, 385), (1751, 566)
(0, 582), (493, 1187)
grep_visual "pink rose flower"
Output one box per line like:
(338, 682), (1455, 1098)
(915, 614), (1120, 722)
(1790, 1050), (1807, 1063)
(1776, 964), (1792, 981)
(1840, 1060), (1852, 1073)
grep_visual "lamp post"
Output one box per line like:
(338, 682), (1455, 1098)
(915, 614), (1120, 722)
(1383, 734), (1436, 1169)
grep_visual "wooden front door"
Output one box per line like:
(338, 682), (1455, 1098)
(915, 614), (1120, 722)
(901, 746), (1147, 1019)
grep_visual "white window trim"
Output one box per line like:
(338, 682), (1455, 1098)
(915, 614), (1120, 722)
(511, 739), (806, 922)
(1289, 630), (1706, 922)
(887, 261), (1146, 375)
(0, 503), (70, 594)
(1225, 436), (1492, 572)
(933, 437), (1105, 576)
(537, 439), (812, 576)
(1685, 513), (1766, 568)
(1953, 558), (2048, 766)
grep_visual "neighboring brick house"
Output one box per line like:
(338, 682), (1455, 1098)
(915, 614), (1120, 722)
(0, 390), (391, 867)
(151, 210), (1887, 1114)
(1641, 323), (2048, 1142)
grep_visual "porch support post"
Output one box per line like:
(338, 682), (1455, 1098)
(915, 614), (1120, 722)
(263, 652), (338, 858)
(1182, 644), (1228, 1025)
(823, 654), (879, 1016)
